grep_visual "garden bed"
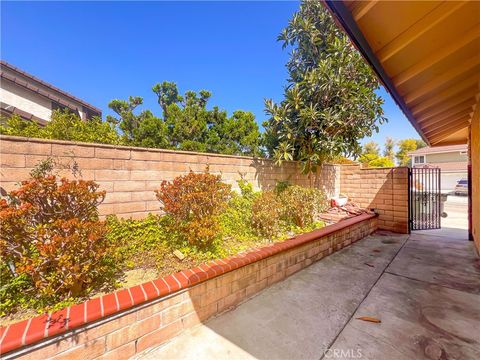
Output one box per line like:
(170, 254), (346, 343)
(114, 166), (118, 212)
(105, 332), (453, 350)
(1, 165), (334, 326)
(0, 213), (378, 358)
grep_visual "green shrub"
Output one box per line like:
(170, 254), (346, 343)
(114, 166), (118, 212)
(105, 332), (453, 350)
(0, 115), (41, 138)
(0, 111), (122, 145)
(220, 180), (259, 241)
(279, 185), (328, 228)
(251, 190), (282, 238)
(0, 172), (113, 309)
(155, 169), (231, 248)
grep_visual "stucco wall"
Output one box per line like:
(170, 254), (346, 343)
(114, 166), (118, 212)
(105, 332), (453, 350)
(0, 80), (52, 120)
(471, 107), (479, 253)
(0, 135), (340, 219)
(0, 65), (91, 121)
(426, 152), (468, 164)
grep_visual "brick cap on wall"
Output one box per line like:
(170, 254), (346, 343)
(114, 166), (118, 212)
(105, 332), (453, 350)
(0, 213), (376, 355)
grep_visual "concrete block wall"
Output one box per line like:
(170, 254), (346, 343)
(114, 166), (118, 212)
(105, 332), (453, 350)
(340, 164), (409, 233)
(0, 136), (340, 219)
(1, 214), (377, 359)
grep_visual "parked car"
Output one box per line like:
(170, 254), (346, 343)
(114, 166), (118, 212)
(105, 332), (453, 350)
(454, 179), (468, 195)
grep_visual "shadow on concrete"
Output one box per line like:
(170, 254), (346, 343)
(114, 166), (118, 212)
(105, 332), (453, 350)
(138, 232), (409, 360)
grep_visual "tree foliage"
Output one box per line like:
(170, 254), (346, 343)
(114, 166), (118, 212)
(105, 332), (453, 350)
(396, 138), (426, 166)
(359, 154), (394, 168)
(264, 1), (386, 174)
(106, 82), (262, 156)
(383, 137), (395, 160)
(1, 84), (262, 157)
(359, 141), (394, 167)
(362, 141), (380, 156)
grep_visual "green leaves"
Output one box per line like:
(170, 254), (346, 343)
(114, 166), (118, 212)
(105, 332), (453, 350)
(264, 1), (386, 175)
(1, 82), (263, 158)
(114, 82), (263, 156)
(395, 138), (426, 166)
(0, 111), (122, 145)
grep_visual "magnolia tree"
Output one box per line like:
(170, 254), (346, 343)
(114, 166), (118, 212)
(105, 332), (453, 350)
(264, 1), (386, 177)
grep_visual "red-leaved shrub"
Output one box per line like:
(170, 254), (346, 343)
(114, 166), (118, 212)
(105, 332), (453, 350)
(0, 175), (110, 300)
(155, 170), (231, 248)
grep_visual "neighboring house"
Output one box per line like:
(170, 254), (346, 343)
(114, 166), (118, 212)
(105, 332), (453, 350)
(409, 144), (468, 191)
(0, 60), (101, 124)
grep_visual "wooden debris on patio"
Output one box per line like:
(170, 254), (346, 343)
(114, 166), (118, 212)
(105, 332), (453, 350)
(356, 316), (381, 323)
(319, 199), (374, 224)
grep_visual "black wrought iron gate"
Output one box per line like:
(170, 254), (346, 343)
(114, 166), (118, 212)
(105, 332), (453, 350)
(409, 167), (441, 230)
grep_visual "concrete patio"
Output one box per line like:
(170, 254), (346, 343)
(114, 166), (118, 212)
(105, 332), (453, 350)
(136, 215), (479, 359)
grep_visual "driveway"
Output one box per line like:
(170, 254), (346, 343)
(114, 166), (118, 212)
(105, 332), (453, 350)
(135, 215), (479, 359)
(420, 194), (468, 238)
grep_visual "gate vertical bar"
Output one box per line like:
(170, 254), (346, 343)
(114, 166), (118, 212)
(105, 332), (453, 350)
(422, 168), (424, 229)
(429, 168), (432, 228)
(438, 168), (441, 228)
(408, 167), (411, 232)
(428, 168), (431, 228)
(413, 169), (417, 230)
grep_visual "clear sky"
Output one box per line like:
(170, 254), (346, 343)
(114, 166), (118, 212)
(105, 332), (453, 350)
(1, 1), (420, 151)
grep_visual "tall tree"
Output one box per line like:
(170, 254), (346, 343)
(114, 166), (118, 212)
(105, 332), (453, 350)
(383, 137), (395, 161)
(207, 109), (262, 156)
(396, 138), (427, 166)
(264, 1), (386, 175)
(107, 96), (169, 148)
(152, 82), (262, 155)
(106, 96), (144, 141)
(359, 140), (393, 167)
(363, 141), (380, 156)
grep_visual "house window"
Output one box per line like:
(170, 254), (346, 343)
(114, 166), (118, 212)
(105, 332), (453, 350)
(51, 101), (80, 117)
(414, 155), (425, 164)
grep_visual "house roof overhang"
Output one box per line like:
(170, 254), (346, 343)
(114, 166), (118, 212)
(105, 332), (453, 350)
(323, 0), (480, 147)
(0, 60), (102, 117)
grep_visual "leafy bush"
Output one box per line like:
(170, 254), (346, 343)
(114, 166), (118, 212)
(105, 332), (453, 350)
(251, 190), (282, 238)
(279, 185), (328, 227)
(0, 173), (112, 307)
(0, 111), (122, 145)
(359, 153), (395, 168)
(155, 170), (231, 248)
(220, 180), (259, 241)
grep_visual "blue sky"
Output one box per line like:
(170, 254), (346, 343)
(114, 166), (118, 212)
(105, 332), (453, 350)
(1, 1), (420, 150)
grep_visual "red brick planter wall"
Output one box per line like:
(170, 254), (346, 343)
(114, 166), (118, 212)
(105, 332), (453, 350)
(0, 214), (377, 360)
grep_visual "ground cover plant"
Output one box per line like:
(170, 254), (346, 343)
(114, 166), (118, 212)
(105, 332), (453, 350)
(0, 163), (327, 325)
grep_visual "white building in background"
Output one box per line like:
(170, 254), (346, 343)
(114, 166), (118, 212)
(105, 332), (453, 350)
(408, 144), (468, 192)
(0, 60), (101, 124)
